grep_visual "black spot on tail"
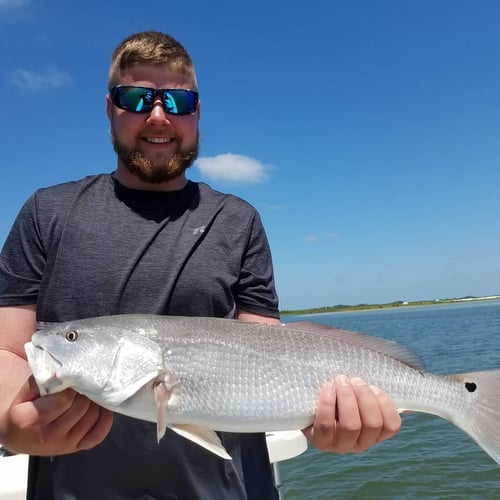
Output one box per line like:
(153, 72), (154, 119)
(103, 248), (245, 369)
(465, 382), (477, 393)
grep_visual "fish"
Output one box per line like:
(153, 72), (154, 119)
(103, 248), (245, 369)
(24, 314), (500, 462)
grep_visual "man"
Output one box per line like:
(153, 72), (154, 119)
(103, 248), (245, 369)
(0, 31), (401, 498)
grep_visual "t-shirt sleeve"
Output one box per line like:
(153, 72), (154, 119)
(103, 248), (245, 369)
(0, 194), (45, 305)
(233, 210), (280, 319)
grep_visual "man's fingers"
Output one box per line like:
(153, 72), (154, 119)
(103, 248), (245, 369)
(11, 376), (40, 405)
(312, 381), (337, 437)
(369, 385), (401, 443)
(302, 381), (336, 446)
(332, 375), (363, 453)
(76, 406), (114, 450)
(349, 378), (383, 452)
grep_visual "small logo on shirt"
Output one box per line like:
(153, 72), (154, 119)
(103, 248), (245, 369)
(193, 226), (206, 235)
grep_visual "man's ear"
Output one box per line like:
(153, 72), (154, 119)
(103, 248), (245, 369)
(106, 94), (113, 121)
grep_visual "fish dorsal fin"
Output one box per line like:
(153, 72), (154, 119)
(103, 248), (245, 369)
(285, 321), (426, 371)
(169, 424), (232, 460)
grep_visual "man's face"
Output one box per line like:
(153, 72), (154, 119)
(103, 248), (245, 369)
(106, 65), (200, 188)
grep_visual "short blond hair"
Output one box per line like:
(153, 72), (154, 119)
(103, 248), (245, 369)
(108, 31), (197, 89)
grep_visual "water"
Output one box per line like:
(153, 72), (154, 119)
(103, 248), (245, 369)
(279, 300), (500, 499)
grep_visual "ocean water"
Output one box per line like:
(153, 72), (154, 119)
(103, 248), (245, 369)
(279, 300), (500, 499)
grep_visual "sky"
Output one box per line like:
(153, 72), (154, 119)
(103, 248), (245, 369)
(1, 0), (499, 311)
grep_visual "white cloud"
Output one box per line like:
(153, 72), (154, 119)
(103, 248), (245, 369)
(0, 0), (31, 9)
(305, 232), (337, 243)
(195, 153), (270, 184)
(11, 67), (72, 92)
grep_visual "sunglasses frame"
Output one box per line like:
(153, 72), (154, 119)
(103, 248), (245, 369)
(109, 85), (199, 116)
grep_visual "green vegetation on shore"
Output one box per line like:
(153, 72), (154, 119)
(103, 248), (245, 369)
(280, 295), (500, 316)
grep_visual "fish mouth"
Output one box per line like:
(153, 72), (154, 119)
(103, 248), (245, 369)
(24, 342), (65, 395)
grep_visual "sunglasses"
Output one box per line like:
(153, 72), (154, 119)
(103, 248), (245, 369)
(109, 85), (199, 115)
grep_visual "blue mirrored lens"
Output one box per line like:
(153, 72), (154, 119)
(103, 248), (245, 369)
(161, 89), (197, 115)
(119, 87), (154, 112)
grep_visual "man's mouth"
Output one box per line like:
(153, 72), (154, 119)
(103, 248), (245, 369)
(144, 137), (175, 144)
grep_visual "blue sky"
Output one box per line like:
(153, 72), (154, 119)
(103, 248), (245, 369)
(1, 0), (499, 311)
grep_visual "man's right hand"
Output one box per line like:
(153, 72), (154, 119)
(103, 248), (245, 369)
(2, 376), (113, 456)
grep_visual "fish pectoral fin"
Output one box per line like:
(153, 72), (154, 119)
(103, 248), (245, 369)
(154, 381), (170, 442)
(169, 424), (232, 460)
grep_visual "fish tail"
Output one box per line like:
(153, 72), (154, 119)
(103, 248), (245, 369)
(450, 369), (500, 464)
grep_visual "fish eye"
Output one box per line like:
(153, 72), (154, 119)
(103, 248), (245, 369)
(65, 329), (79, 342)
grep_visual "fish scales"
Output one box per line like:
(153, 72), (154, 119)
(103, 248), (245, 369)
(159, 318), (436, 428)
(159, 319), (394, 427)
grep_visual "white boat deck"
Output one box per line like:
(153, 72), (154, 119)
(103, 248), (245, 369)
(0, 452), (29, 500)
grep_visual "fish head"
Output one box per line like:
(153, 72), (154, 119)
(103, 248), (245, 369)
(25, 318), (164, 407)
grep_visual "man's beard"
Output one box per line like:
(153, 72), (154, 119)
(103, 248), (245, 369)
(111, 131), (199, 185)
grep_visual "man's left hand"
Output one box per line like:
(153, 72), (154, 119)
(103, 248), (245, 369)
(302, 375), (401, 453)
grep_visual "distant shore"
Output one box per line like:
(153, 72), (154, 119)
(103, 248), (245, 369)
(280, 295), (500, 316)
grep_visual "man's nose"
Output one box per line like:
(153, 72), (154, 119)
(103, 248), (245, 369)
(147, 100), (171, 125)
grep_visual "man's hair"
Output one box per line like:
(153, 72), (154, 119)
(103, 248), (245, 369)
(108, 31), (197, 89)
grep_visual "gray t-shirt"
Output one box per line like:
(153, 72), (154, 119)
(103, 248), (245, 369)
(0, 173), (280, 499)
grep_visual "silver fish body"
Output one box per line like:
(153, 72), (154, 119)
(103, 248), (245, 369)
(25, 314), (500, 462)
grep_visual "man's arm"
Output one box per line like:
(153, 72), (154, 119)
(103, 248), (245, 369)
(0, 305), (113, 455)
(236, 310), (401, 454)
(0, 305), (36, 415)
(236, 310), (281, 325)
